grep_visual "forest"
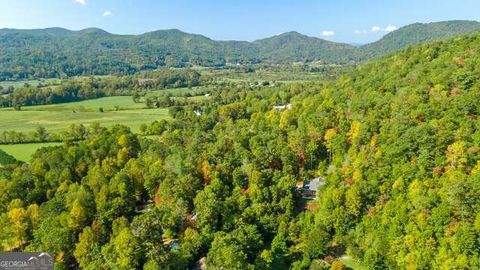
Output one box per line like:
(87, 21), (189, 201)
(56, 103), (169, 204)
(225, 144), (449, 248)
(1, 20), (479, 80)
(1, 31), (480, 269)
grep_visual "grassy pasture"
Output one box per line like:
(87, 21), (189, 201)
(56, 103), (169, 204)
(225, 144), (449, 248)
(171, 95), (212, 102)
(148, 87), (206, 96)
(19, 96), (145, 112)
(0, 109), (169, 133)
(0, 79), (59, 89)
(0, 142), (62, 162)
(0, 96), (170, 133)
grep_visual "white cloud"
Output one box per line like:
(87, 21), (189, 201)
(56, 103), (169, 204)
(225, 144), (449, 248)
(321, 30), (335, 37)
(103, 11), (112, 17)
(385, 25), (398, 32)
(355, 25), (398, 34)
(74, 0), (86, 5)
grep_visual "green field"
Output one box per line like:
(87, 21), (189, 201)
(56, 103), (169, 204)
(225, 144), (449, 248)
(0, 96), (170, 133)
(171, 95), (212, 102)
(200, 68), (344, 83)
(0, 142), (61, 162)
(0, 79), (59, 89)
(149, 87), (207, 96)
(20, 96), (144, 112)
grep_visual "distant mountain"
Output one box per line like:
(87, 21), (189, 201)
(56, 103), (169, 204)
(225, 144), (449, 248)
(1, 20), (480, 80)
(253, 31), (358, 63)
(0, 28), (353, 79)
(361, 20), (480, 58)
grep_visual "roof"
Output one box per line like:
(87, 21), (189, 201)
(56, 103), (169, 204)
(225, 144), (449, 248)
(307, 177), (325, 192)
(273, 103), (292, 110)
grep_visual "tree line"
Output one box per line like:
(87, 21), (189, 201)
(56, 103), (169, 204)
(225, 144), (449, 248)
(0, 69), (201, 109)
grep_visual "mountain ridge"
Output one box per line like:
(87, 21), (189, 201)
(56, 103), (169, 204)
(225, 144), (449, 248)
(1, 20), (479, 79)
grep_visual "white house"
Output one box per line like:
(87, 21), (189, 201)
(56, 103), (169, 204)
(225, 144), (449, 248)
(273, 103), (292, 110)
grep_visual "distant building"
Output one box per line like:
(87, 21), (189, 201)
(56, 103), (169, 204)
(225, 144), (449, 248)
(273, 103), (292, 110)
(296, 177), (325, 199)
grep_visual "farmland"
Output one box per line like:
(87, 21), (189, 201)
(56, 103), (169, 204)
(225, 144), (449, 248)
(0, 78), (59, 89)
(0, 142), (61, 162)
(0, 96), (170, 134)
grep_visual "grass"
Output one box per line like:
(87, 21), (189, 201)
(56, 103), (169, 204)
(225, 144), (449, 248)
(171, 95), (212, 102)
(0, 96), (170, 134)
(148, 87), (206, 96)
(0, 109), (169, 133)
(341, 255), (367, 270)
(19, 96), (145, 112)
(0, 142), (61, 162)
(201, 69), (330, 83)
(0, 78), (59, 89)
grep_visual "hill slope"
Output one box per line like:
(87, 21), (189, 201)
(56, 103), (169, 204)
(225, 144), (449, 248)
(1, 32), (480, 269)
(290, 32), (480, 268)
(254, 31), (358, 63)
(361, 20), (480, 58)
(0, 28), (354, 80)
(1, 20), (480, 79)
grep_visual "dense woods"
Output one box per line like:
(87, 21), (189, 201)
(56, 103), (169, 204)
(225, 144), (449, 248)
(1, 20), (479, 80)
(1, 30), (480, 269)
(362, 20), (480, 58)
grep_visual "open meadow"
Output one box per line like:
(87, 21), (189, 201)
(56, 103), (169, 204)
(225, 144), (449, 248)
(0, 142), (61, 161)
(0, 96), (170, 134)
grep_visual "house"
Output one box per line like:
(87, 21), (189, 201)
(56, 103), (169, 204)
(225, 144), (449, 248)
(273, 103), (292, 111)
(296, 177), (325, 199)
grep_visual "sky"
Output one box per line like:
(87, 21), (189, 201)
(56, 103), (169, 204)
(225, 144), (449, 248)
(1, 0), (480, 44)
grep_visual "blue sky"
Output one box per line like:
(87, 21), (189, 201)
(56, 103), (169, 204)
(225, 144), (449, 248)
(1, 0), (479, 44)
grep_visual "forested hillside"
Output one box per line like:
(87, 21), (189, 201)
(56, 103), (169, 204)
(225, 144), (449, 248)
(253, 31), (358, 64)
(361, 20), (480, 58)
(294, 33), (480, 268)
(0, 28), (354, 80)
(1, 32), (480, 269)
(1, 20), (479, 80)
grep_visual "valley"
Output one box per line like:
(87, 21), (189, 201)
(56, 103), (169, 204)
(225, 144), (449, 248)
(1, 11), (480, 270)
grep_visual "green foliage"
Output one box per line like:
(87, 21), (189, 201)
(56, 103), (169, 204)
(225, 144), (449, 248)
(362, 20), (480, 59)
(2, 32), (480, 270)
(2, 21), (479, 80)
(0, 149), (16, 164)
